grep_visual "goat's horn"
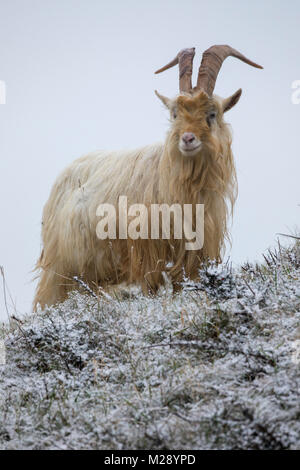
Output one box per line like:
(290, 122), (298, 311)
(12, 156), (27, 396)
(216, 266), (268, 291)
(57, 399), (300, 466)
(155, 47), (195, 93)
(196, 45), (263, 96)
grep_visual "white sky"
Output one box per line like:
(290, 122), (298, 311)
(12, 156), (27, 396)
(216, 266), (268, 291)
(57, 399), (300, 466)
(0, 0), (299, 321)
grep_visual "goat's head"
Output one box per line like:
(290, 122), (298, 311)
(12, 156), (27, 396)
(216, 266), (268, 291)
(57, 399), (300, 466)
(155, 45), (263, 158)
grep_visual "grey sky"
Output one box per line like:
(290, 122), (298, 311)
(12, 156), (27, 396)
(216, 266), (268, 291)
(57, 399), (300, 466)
(0, 0), (299, 320)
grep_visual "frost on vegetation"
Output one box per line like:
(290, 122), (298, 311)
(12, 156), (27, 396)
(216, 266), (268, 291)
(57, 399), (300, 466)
(0, 242), (300, 449)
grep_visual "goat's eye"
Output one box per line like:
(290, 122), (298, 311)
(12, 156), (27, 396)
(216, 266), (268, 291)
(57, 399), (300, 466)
(172, 110), (177, 119)
(207, 111), (216, 126)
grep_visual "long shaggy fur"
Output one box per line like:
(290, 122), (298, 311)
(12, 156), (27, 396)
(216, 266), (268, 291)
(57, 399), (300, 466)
(33, 91), (237, 309)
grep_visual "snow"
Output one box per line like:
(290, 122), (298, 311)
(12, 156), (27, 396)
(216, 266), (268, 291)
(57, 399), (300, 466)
(0, 242), (299, 449)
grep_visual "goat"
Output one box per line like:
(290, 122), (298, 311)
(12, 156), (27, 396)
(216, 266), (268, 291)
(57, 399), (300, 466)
(33, 45), (262, 310)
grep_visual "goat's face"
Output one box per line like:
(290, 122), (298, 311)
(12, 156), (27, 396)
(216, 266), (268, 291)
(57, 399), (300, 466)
(156, 89), (242, 157)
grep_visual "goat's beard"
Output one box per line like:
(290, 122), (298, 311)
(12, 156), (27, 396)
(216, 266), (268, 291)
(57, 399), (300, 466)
(159, 127), (237, 255)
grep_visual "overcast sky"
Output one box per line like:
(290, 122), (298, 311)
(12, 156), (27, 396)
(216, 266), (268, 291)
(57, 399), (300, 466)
(0, 0), (299, 321)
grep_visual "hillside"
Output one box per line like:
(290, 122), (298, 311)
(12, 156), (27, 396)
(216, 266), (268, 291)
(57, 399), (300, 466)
(0, 241), (300, 450)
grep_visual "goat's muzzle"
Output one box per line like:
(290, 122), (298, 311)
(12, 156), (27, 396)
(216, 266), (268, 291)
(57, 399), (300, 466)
(179, 132), (202, 156)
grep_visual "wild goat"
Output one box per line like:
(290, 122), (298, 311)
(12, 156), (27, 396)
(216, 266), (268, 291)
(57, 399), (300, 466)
(33, 45), (262, 309)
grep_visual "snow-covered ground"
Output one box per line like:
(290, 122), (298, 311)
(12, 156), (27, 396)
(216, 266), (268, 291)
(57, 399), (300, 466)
(0, 242), (299, 450)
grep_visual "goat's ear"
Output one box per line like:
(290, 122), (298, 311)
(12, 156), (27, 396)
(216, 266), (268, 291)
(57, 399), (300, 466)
(155, 90), (172, 109)
(222, 88), (242, 113)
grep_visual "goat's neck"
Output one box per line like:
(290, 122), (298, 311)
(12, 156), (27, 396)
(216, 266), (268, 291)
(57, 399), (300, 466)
(158, 137), (214, 205)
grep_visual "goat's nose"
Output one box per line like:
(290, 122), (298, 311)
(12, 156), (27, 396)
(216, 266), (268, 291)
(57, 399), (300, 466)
(182, 132), (195, 144)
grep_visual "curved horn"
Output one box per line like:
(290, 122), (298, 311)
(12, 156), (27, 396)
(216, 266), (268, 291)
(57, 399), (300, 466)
(155, 48), (195, 93)
(196, 45), (263, 96)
